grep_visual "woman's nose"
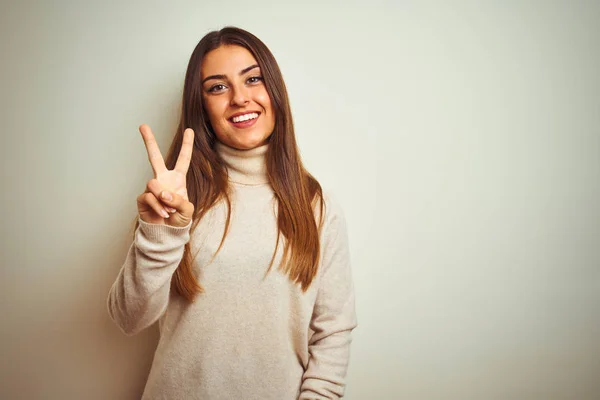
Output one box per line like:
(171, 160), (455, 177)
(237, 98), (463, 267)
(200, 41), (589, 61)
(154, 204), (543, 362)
(230, 84), (250, 106)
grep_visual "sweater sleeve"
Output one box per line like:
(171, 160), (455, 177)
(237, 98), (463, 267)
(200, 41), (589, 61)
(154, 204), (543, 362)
(299, 199), (358, 399)
(107, 218), (192, 336)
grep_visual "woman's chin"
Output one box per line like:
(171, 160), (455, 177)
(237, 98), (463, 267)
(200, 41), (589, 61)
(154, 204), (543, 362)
(224, 132), (270, 150)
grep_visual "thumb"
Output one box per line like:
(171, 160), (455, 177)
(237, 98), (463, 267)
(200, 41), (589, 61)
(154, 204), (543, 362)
(160, 190), (194, 220)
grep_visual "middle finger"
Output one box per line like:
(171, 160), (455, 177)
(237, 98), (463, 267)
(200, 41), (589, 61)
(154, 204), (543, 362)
(139, 124), (168, 176)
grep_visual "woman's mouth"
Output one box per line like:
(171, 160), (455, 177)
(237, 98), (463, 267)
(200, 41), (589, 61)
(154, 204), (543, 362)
(229, 112), (260, 129)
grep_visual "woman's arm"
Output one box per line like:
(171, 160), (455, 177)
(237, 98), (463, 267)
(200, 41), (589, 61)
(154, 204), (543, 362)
(299, 198), (358, 399)
(106, 219), (191, 336)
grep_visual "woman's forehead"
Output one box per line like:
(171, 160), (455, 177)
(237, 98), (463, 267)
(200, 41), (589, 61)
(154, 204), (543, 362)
(201, 45), (259, 77)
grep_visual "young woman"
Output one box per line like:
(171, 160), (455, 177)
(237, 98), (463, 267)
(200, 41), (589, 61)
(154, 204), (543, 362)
(107, 26), (357, 400)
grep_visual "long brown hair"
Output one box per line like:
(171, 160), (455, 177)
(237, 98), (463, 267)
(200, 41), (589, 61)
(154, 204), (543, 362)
(135, 27), (325, 302)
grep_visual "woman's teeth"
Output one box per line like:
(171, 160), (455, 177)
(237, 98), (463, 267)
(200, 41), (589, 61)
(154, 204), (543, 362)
(232, 113), (258, 123)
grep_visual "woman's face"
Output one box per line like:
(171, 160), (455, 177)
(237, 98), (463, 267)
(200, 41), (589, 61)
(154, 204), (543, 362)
(201, 45), (275, 150)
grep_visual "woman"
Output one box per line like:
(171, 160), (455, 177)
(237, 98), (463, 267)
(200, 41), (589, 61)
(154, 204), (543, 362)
(107, 26), (357, 400)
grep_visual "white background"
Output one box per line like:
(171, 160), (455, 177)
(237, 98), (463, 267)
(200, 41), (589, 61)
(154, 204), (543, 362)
(1, 1), (599, 399)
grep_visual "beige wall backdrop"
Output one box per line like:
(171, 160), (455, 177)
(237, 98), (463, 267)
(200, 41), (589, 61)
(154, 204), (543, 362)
(1, 1), (599, 399)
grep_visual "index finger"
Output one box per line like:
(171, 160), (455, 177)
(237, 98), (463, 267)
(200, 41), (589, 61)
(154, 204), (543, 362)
(174, 128), (195, 174)
(139, 124), (167, 176)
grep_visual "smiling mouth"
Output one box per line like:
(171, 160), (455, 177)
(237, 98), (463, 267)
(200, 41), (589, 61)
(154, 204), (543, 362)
(228, 112), (261, 129)
(229, 112), (260, 123)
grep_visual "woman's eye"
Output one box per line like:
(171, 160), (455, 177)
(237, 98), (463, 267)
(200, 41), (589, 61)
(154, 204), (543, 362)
(247, 76), (263, 84)
(208, 84), (226, 93)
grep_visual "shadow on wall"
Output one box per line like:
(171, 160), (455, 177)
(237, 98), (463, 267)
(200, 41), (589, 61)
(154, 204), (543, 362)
(2, 219), (159, 399)
(94, 218), (160, 399)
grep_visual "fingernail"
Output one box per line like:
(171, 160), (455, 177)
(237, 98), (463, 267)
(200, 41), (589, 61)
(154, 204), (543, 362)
(169, 208), (177, 213)
(161, 191), (172, 201)
(161, 210), (169, 218)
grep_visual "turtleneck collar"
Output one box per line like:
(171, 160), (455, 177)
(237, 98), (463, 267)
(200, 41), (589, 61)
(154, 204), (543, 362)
(215, 141), (269, 186)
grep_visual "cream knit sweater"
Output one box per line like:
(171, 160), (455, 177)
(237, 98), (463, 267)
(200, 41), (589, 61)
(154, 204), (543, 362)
(107, 142), (357, 399)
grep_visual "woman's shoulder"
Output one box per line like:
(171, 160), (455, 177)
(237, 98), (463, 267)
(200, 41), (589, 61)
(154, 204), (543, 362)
(317, 187), (347, 229)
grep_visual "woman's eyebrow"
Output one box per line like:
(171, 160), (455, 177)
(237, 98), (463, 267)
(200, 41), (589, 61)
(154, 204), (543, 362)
(202, 64), (260, 84)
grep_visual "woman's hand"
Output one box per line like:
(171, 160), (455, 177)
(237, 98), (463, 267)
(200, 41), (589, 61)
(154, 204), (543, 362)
(136, 124), (195, 227)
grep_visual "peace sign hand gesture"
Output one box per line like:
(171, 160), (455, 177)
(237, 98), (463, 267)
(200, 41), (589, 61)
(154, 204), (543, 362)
(136, 124), (195, 227)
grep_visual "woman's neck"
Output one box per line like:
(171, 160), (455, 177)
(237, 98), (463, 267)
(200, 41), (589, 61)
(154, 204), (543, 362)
(215, 141), (269, 185)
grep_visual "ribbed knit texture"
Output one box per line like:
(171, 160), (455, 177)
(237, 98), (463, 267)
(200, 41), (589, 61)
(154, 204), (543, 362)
(107, 142), (357, 399)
